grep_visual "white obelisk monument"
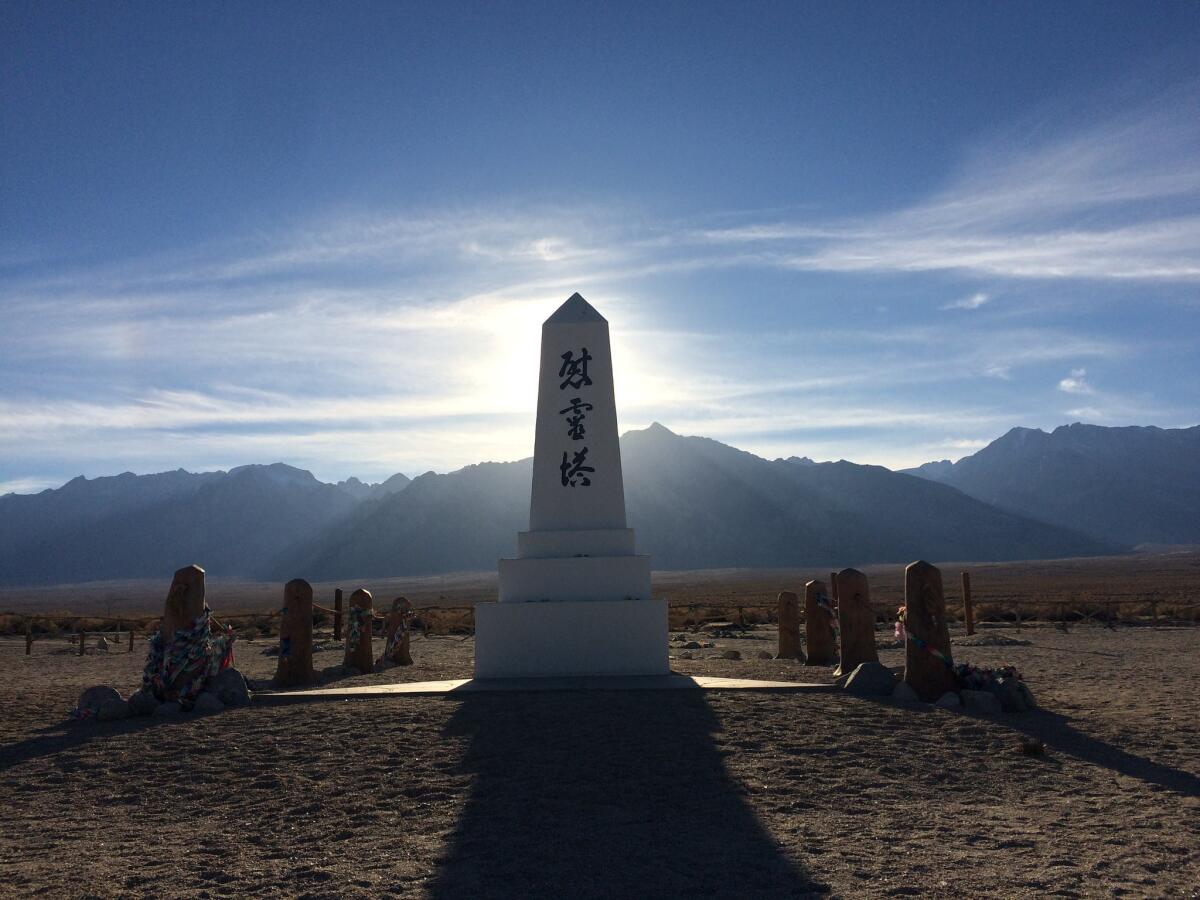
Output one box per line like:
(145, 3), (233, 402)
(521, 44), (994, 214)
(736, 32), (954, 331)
(474, 293), (668, 678)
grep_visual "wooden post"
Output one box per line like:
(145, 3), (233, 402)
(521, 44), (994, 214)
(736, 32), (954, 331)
(333, 588), (344, 642)
(961, 571), (975, 635)
(803, 580), (837, 666)
(380, 596), (414, 667)
(343, 587), (374, 672)
(78, 627), (85, 656)
(163, 564), (206, 644)
(776, 591), (802, 660)
(1151, 599), (1158, 629)
(275, 579), (317, 686)
(834, 568), (878, 676)
(150, 564), (207, 698)
(25, 618), (32, 656)
(128, 626), (134, 652)
(903, 560), (957, 701)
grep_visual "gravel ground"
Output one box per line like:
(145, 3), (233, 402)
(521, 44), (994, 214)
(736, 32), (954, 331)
(1, 623), (1197, 898)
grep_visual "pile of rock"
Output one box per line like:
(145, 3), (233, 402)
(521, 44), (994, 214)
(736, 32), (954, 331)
(837, 660), (1036, 714)
(74, 668), (252, 722)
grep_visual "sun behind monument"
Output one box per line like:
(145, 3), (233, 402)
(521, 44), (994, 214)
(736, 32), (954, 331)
(473, 292), (669, 678)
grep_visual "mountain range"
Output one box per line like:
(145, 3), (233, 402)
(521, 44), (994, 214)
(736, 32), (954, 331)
(902, 423), (1200, 548)
(1, 421), (1194, 585)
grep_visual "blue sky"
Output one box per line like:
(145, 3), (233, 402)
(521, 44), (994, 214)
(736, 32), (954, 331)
(2, 1), (1198, 493)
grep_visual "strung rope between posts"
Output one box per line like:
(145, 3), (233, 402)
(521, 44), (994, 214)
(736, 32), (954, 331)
(907, 632), (953, 669)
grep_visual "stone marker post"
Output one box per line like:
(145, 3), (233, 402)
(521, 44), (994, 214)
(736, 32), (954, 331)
(834, 568), (878, 676)
(163, 565), (206, 643)
(380, 596), (414, 667)
(961, 571), (975, 635)
(904, 560), (957, 700)
(275, 578), (316, 687)
(776, 591), (802, 660)
(333, 588), (344, 641)
(804, 579), (838, 666)
(25, 617), (32, 656)
(343, 588), (374, 672)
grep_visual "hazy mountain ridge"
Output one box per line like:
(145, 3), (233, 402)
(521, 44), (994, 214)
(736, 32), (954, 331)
(6, 422), (1182, 585)
(902, 423), (1200, 547)
(279, 423), (1107, 581)
(0, 464), (411, 584)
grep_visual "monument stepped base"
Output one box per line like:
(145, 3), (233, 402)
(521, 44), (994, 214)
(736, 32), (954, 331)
(474, 598), (668, 678)
(497, 554), (651, 603)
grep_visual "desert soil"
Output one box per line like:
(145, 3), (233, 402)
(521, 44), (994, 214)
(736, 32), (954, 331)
(1, 622), (1197, 898)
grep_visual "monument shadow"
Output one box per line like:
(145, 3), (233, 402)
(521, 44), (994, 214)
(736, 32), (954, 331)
(428, 689), (827, 899)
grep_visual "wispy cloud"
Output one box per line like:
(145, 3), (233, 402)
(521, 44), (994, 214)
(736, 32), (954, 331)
(1058, 367), (1094, 394)
(942, 292), (990, 310)
(1, 85), (1195, 487)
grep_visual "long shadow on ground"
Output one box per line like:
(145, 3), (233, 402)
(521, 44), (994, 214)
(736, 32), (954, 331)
(1008, 709), (1200, 797)
(428, 690), (827, 899)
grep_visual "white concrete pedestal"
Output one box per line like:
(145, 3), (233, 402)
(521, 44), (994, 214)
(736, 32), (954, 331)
(474, 598), (669, 678)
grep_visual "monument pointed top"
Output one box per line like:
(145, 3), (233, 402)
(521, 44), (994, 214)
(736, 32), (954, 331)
(545, 292), (607, 325)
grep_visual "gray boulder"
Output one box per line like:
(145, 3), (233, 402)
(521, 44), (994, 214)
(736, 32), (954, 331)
(720, 650), (742, 660)
(210, 668), (250, 707)
(892, 681), (920, 703)
(153, 701), (183, 718)
(193, 692), (225, 714)
(756, 650), (773, 660)
(677, 651), (693, 660)
(97, 699), (131, 721)
(128, 689), (159, 716)
(962, 689), (1002, 715)
(684, 641), (702, 650)
(321, 664), (356, 680)
(77, 685), (122, 713)
(843, 662), (897, 697)
(991, 678), (1028, 713)
(935, 691), (962, 710)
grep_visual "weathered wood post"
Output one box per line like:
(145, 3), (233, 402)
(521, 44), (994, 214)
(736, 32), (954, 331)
(776, 591), (802, 660)
(343, 588), (374, 672)
(903, 560), (957, 701)
(163, 564), (207, 643)
(834, 568), (877, 676)
(128, 626), (134, 652)
(380, 596), (414, 667)
(333, 588), (344, 642)
(803, 579), (838, 666)
(25, 617), (32, 656)
(274, 578), (316, 686)
(961, 571), (975, 635)
(78, 626), (85, 656)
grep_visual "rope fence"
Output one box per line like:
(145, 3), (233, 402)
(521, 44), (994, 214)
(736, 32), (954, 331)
(6, 591), (1199, 656)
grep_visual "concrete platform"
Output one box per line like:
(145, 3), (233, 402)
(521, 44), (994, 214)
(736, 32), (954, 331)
(252, 674), (839, 705)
